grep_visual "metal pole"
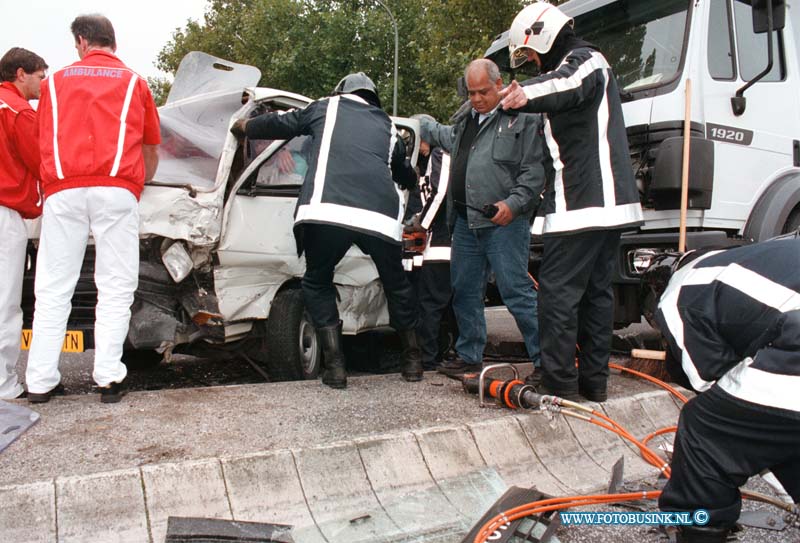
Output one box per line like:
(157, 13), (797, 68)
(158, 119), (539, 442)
(375, 0), (398, 115)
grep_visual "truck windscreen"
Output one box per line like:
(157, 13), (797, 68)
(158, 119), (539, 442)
(573, 0), (690, 94)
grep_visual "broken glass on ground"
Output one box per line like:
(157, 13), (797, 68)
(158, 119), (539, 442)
(0, 401), (40, 454)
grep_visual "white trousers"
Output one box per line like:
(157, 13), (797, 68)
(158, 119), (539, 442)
(0, 206), (27, 399)
(26, 187), (138, 393)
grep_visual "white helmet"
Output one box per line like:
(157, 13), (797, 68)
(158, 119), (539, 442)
(508, 2), (574, 69)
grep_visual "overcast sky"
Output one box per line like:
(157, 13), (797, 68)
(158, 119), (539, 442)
(1, 0), (209, 80)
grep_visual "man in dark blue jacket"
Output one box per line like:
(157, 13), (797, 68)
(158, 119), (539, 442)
(643, 237), (800, 542)
(501, 2), (643, 401)
(232, 73), (421, 389)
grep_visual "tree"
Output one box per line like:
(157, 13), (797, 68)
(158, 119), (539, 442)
(147, 76), (172, 106)
(157, 0), (526, 120)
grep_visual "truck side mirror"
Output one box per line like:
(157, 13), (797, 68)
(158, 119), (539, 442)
(751, 0), (785, 33)
(731, 0), (784, 115)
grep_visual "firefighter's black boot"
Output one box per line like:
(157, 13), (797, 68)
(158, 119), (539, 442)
(676, 525), (730, 543)
(399, 329), (424, 382)
(318, 322), (347, 389)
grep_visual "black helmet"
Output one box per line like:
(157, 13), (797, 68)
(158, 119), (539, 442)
(333, 72), (377, 96)
(639, 250), (708, 327)
(639, 252), (682, 328)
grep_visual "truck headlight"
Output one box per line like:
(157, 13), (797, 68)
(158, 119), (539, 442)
(162, 242), (194, 283)
(628, 248), (661, 275)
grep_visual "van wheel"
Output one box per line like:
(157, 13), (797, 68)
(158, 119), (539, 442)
(265, 289), (321, 381)
(121, 349), (162, 370)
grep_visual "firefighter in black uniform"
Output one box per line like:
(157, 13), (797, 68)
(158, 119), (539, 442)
(643, 236), (800, 542)
(231, 72), (421, 389)
(403, 115), (454, 370)
(500, 3), (644, 401)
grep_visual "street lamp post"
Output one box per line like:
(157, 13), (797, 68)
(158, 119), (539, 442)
(375, 0), (399, 115)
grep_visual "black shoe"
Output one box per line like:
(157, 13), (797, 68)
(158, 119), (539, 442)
(579, 386), (607, 402)
(27, 383), (65, 404)
(318, 322), (347, 389)
(99, 380), (126, 403)
(524, 371), (543, 388)
(436, 358), (481, 377)
(398, 329), (423, 382)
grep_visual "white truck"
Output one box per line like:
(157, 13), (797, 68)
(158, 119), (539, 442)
(22, 52), (420, 380)
(486, 0), (800, 325)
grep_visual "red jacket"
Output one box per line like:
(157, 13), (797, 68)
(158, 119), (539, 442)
(38, 50), (161, 200)
(0, 81), (42, 218)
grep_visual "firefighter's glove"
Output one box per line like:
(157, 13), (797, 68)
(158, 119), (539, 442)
(230, 119), (248, 139)
(403, 214), (426, 234)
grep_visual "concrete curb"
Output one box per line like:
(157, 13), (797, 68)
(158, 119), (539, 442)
(0, 389), (681, 543)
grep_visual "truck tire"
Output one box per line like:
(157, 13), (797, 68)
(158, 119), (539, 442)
(265, 289), (321, 381)
(121, 349), (162, 370)
(782, 206), (800, 234)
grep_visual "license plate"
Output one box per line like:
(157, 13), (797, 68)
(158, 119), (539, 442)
(20, 330), (84, 353)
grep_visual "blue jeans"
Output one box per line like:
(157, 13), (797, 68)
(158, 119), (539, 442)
(450, 215), (540, 365)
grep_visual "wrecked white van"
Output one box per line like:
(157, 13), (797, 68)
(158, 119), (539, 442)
(22, 52), (420, 381)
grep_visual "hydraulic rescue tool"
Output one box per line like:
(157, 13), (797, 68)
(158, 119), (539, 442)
(453, 365), (798, 543)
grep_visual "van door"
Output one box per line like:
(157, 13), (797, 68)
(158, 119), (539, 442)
(215, 109), (420, 333)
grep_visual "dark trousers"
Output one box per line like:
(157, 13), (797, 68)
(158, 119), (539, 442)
(660, 386), (800, 527)
(302, 223), (418, 331)
(538, 229), (620, 394)
(412, 262), (452, 369)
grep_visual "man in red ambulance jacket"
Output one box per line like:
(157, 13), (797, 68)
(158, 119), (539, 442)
(0, 47), (47, 400)
(27, 15), (160, 404)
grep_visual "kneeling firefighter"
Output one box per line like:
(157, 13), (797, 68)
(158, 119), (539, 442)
(231, 72), (422, 388)
(642, 235), (800, 542)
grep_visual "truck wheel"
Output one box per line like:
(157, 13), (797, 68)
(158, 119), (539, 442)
(782, 206), (800, 234)
(265, 289), (321, 381)
(121, 349), (162, 370)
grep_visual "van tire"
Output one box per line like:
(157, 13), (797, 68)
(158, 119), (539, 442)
(265, 289), (321, 381)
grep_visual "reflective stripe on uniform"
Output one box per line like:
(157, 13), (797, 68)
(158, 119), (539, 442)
(421, 153), (450, 230)
(717, 357), (800, 412)
(422, 245), (451, 262)
(311, 96), (339, 205)
(109, 73), (139, 177)
(48, 76), (65, 180)
(660, 254), (800, 402)
(295, 202), (404, 242)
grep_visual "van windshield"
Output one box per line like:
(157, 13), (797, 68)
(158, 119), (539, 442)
(571, 0), (690, 93)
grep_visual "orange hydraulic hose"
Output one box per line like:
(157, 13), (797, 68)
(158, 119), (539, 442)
(474, 491), (663, 543)
(642, 426), (678, 447)
(470, 356), (688, 542)
(610, 362), (689, 404)
(586, 411), (671, 476)
(468, 273), (707, 543)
